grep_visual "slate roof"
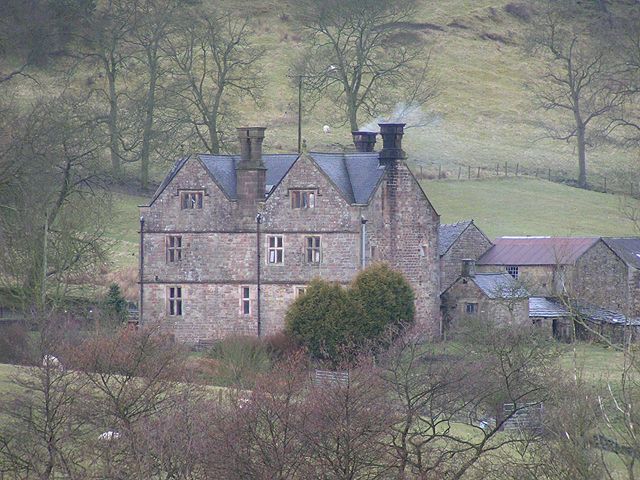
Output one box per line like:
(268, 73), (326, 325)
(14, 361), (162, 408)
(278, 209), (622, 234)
(149, 152), (385, 206)
(478, 237), (599, 266)
(471, 273), (528, 299)
(602, 237), (640, 269)
(438, 220), (472, 257)
(529, 297), (640, 326)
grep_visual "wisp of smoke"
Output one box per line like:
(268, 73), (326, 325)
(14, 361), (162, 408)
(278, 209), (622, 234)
(360, 102), (438, 132)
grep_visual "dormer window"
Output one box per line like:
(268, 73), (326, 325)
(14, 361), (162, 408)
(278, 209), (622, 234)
(181, 191), (203, 209)
(291, 189), (316, 209)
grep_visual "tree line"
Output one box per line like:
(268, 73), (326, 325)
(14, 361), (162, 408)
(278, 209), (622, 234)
(3, 317), (635, 480)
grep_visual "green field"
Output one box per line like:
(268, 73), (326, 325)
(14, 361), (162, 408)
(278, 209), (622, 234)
(424, 177), (640, 239)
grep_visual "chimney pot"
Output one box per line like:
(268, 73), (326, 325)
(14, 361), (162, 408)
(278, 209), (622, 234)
(352, 131), (377, 152)
(378, 123), (406, 165)
(461, 259), (476, 278)
(237, 127), (267, 165)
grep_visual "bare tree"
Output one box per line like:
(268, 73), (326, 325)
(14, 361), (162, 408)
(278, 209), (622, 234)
(0, 92), (110, 312)
(0, 318), (91, 480)
(80, 0), (137, 178)
(290, 0), (437, 131)
(525, 0), (624, 188)
(127, 0), (188, 188)
(164, 10), (264, 154)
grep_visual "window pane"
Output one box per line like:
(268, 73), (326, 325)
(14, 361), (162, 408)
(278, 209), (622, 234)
(176, 300), (182, 316)
(269, 251), (276, 263)
(309, 193), (315, 207)
(176, 287), (182, 298)
(197, 193), (203, 208)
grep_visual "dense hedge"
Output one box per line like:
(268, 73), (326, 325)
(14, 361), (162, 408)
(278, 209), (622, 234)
(285, 263), (414, 361)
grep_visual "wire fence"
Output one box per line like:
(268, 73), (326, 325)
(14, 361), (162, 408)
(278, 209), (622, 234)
(414, 161), (640, 199)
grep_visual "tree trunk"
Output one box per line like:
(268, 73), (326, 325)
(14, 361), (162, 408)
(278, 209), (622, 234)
(140, 47), (158, 190)
(106, 59), (121, 178)
(208, 119), (220, 154)
(347, 94), (358, 132)
(576, 123), (587, 188)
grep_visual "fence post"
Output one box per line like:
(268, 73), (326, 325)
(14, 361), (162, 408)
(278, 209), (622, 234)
(496, 163), (499, 176)
(548, 168), (551, 181)
(516, 163), (519, 176)
(604, 177), (607, 193)
(477, 167), (480, 178)
(535, 168), (539, 178)
(438, 164), (442, 179)
(468, 165), (471, 179)
(419, 165), (423, 178)
(632, 182), (635, 198)
(504, 162), (508, 176)
(458, 166), (461, 179)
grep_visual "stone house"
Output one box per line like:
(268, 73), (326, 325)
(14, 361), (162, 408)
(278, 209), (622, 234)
(477, 236), (640, 318)
(139, 124), (441, 344)
(441, 259), (529, 331)
(438, 220), (492, 293)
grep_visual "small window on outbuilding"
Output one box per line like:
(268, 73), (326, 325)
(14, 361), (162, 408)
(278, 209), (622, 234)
(506, 266), (519, 279)
(465, 303), (478, 315)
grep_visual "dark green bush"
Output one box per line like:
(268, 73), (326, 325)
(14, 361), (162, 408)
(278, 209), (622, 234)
(285, 278), (363, 361)
(103, 283), (127, 324)
(350, 262), (415, 339)
(285, 264), (415, 362)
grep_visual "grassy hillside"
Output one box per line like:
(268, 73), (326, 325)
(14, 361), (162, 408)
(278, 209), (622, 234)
(424, 177), (640, 239)
(239, 1), (637, 186)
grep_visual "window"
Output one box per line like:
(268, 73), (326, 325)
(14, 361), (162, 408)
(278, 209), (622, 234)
(291, 190), (316, 209)
(167, 286), (183, 316)
(465, 303), (478, 315)
(267, 236), (284, 264)
(506, 266), (519, 279)
(181, 191), (203, 209)
(305, 236), (321, 264)
(295, 286), (307, 297)
(166, 235), (182, 263)
(241, 287), (251, 315)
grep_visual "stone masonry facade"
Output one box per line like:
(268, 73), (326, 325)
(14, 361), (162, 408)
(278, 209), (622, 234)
(139, 125), (441, 344)
(439, 221), (492, 293)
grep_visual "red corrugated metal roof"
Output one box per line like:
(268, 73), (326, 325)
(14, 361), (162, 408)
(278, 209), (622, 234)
(478, 237), (599, 266)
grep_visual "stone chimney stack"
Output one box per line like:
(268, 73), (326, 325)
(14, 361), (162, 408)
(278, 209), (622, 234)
(378, 123), (406, 166)
(461, 259), (476, 278)
(352, 131), (377, 152)
(236, 127), (267, 214)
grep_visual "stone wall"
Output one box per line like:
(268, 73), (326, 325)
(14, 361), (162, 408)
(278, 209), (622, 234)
(440, 224), (492, 292)
(574, 240), (629, 313)
(476, 264), (558, 296)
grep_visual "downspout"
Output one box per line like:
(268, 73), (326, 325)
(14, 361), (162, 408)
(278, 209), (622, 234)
(360, 216), (367, 270)
(256, 213), (263, 337)
(139, 216), (145, 325)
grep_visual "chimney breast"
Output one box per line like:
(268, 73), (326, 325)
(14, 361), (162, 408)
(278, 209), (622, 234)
(461, 259), (476, 278)
(352, 131), (377, 152)
(237, 127), (266, 166)
(378, 123), (406, 166)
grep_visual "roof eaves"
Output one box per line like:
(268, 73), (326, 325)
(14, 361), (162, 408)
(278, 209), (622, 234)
(147, 155), (190, 207)
(439, 220), (472, 258)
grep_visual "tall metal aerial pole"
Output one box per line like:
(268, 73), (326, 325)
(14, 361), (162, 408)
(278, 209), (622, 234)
(297, 75), (302, 153)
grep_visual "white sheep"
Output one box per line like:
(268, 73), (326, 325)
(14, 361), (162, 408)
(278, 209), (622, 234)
(98, 431), (121, 441)
(323, 125), (331, 134)
(42, 355), (61, 369)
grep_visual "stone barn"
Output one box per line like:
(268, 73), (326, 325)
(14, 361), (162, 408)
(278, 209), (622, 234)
(441, 259), (529, 333)
(139, 124), (442, 344)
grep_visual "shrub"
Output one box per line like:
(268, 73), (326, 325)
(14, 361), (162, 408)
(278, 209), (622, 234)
(0, 322), (30, 364)
(103, 283), (127, 324)
(206, 335), (272, 387)
(285, 265), (415, 362)
(350, 263), (415, 341)
(285, 278), (363, 361)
